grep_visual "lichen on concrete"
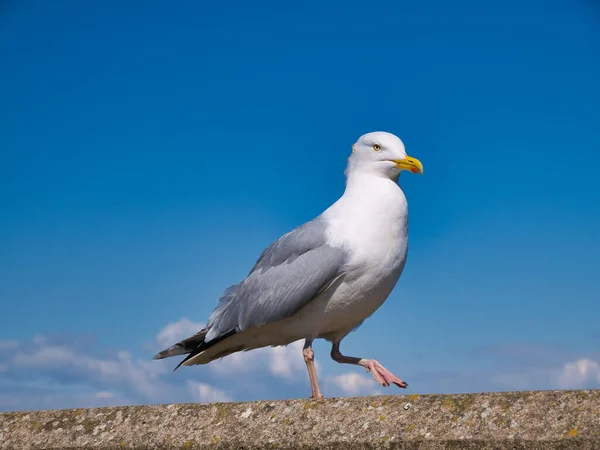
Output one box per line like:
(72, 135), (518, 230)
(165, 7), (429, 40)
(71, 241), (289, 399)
(1, 390), (599, 449)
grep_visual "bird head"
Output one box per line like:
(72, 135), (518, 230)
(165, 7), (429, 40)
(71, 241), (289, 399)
(347, 131), (423, 179)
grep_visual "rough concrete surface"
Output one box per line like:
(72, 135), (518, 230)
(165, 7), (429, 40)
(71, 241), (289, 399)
(1, 390), (598, 449)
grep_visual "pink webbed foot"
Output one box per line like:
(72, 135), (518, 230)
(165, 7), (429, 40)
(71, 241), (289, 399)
(360, 359), (408, 389)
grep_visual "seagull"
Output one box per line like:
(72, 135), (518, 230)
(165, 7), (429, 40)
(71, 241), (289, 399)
(154, 131), (423, 398)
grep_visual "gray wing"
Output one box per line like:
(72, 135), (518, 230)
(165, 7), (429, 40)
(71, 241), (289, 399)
(204, 218), (347, 342)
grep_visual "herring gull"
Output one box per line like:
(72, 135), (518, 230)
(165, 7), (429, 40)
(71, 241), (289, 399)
(153, 131), (424, 398)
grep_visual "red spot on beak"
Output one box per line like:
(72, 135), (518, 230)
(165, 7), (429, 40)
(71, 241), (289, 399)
(410, 168), (418, 173)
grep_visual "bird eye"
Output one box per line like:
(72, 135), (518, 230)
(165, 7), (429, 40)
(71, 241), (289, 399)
(372, 143), (381, 151)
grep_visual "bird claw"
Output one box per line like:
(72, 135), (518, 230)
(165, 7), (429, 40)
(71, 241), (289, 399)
(361, 359), (408, 389)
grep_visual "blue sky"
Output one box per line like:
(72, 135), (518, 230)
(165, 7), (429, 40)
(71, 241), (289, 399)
(1, 0), (599, 411)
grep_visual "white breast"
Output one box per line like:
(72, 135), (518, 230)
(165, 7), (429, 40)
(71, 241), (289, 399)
(326, 172), (408, 269)
(316, 172), (409, 332)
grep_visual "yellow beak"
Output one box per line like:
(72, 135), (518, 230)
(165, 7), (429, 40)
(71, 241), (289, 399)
(392, 155), (424, 174)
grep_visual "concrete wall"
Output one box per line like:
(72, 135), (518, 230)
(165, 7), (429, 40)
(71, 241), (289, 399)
(1, 390), (598, 449)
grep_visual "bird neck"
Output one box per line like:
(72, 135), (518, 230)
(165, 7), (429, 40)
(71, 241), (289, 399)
(343, 169), (402, 198)
(325, 169), (408, 227)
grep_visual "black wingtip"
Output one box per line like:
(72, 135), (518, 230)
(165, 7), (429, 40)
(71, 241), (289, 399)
(171, 328), (239, 371)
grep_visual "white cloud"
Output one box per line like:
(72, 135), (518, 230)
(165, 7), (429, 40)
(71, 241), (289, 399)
(556, 358), (600, 388)
(1, 320), (321, 411)
(0, 340), (18, 351)
(268, 340), (307, 380)
(155, 317), (205, 350)
(206, 339), (316, 382)
(326, 372), (379, 396)
(489, 357), (600, 391)
(186, 381), (232, 403)
(10, 338), (168, 401)
(95, 391), (115, 399)
(208, 346), (269, 374)
(13, 345), (75, 368)
(32, 335), (47, 346)
(1, 318), (376, 412)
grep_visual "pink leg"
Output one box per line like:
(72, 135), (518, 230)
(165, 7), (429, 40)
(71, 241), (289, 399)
(330, 342), (408, 389)
(358, 359), (408, 388)
(303, 339), (324, 399)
